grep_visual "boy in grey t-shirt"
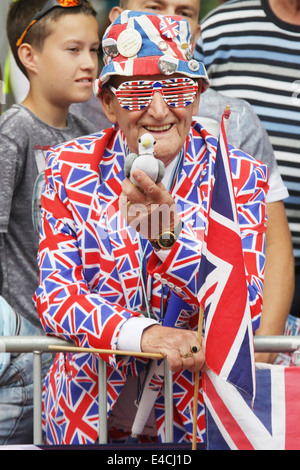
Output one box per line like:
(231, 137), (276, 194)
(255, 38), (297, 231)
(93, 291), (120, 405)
(0, 0), (99, 444)
(0, 107), (97, 330)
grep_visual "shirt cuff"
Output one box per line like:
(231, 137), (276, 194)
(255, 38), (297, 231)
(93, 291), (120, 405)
(117, 316), (158, 352)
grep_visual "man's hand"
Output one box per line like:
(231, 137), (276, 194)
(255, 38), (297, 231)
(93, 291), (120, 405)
(120, 169), (181, 240)
(141, 324), (206, 373)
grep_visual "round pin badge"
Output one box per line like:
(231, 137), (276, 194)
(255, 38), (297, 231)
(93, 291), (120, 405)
(102, 38), (119, 58)
(188, 59), (200, 72)
(158, 55), (178, 75)
(159, 17), (179, 39)
(158, 40), (168, 52)
(117, 29), (142, 58)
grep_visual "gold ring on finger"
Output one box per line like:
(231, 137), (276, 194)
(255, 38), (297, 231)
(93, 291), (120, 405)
(181, 351), (193, 359)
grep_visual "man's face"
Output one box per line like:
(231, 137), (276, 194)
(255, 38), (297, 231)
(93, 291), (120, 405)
(125, 0), (200, 37)
(103, 0), (203, 165)
(101, 74), (201, 167)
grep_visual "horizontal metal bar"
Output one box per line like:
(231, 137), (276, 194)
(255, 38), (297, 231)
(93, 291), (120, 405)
(254, 336), (300, 353)
(0, 336), (70, 353)
(1, 334), (299, 447)
(1, 335), (300, 354)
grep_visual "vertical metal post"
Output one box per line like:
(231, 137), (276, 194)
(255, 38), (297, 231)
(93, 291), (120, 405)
(164, 360), (173, 442)
(98, 358), (107, 444)
(33, 351), (43, 445)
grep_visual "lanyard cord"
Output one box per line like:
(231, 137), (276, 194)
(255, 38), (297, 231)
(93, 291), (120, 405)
(132, 236), (151, 318)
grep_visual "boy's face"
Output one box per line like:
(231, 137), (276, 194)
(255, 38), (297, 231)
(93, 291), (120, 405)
(33, 13), (99, 107)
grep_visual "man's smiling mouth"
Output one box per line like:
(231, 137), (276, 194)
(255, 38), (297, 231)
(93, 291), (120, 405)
(144, 124), (173, 132)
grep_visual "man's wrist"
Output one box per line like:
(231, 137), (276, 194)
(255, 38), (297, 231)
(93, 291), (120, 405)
(117, 316), (158, 352)
(150, 220), (182, 251)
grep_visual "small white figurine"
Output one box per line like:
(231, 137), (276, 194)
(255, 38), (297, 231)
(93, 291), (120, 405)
(124, 133), (165, 187)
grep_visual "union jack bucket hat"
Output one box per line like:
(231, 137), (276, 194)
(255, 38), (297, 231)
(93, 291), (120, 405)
(98, 10), (209, 93)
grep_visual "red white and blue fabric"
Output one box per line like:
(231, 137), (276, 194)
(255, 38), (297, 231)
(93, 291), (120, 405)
(99, 11), (209, 89)
(200, 113), (300, 450)
(198, 112), (257, 401)
(204, 365), (300, 450)
(159, 17), (179, 39)
(34, 121), (268, 445)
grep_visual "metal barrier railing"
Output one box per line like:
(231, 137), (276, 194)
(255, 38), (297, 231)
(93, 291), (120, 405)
(1, 335), (300, 446)
(0, 336), (175, 445)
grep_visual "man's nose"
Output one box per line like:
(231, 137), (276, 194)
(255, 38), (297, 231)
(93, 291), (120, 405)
(147, 91), (169, 119)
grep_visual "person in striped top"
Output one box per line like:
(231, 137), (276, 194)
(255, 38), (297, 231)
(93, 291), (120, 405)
(195, 0), (300, 357)
(105, 0), (294, 366)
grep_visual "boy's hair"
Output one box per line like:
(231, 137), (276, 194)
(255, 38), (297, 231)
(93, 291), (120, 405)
(7, 0), (97, 78)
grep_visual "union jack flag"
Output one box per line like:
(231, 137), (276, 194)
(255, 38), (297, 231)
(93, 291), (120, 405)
(204, 364), (300, 450)
(199, 112), (300, 450)
(198, 109), (256, 400)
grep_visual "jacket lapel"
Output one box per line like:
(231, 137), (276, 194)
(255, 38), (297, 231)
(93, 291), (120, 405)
(172, 127), (210, 241)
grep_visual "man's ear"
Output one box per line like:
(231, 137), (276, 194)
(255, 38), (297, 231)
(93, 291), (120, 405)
(17, 43), (38, 74)
(109, 6), (123, 23)
(99, 87), (118, 123)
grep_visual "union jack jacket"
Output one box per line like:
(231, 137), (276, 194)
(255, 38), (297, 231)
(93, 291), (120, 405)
(34, 122), (269, 445)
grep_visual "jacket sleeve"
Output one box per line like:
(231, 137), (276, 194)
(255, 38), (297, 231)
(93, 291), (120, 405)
(33, 150), (140, 367)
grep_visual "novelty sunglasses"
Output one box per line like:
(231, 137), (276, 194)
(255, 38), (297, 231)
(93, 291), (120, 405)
(16, 0), (89, 47)
(108, 77), (198, 111)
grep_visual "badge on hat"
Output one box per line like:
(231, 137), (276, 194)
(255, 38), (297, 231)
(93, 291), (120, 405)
(158, 55), (178, 75)
(117, 29), (142, 58)
(188, 59), (200, 72)
(159, 18), (179, 39)
(158, 40), (169, 52)
(102, 38), (119, 58)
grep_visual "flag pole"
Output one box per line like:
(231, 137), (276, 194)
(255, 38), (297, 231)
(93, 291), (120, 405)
(192, 305), (204, 450)
(48, 344), (164, 359)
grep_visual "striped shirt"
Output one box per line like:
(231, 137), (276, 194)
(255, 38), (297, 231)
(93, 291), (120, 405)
(195, 0), (300, 260)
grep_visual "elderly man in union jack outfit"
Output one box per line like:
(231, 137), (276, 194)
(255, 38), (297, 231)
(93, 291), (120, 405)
(34, 10), (269, 445)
